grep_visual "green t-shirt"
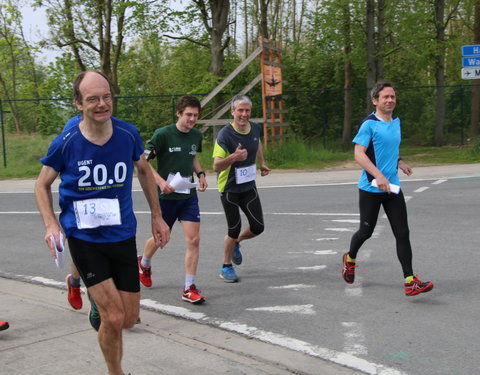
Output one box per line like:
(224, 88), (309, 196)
(146, 124), (203, 200)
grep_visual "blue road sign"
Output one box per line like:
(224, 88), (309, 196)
(462, 57), (480, 67)
(462, 45), (480, 56)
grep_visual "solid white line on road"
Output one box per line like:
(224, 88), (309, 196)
(219, 321), (407, 375)
(246, 304), (316, 315)
(432, 179), (447, 184)
(141, 299), (207, 321)
(314, 237), (339, 241)
(414, 186), (430, 193)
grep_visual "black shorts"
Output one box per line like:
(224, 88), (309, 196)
(68, 236), (140, 292)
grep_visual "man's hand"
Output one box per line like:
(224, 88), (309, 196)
(152, 215), (170, 249)
(399, 160), (413, 176)
(197, 175), (208, 192)
(159, 179), (175, 194)
(260, 164), (271, 176)
(233, 143), (248, 162)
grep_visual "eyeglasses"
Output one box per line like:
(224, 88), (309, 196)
(85, 94), (113, 104)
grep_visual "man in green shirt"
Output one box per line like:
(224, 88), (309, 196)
(138, 95), (208, 304)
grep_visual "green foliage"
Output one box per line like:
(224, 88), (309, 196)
(0, 133), (54, 178)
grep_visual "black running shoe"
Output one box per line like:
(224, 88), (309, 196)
(88, 293), (101, 331)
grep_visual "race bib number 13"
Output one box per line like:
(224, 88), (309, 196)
(74, 198), (122, 229)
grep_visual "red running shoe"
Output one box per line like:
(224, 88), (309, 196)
(342, 253), (357, 284)
(138, 256), (152, 287)
(0, 321), (9, 331)
(405, 275), (434, 296)
(182, 284), (205, 304)
(66, 274), (83, 310)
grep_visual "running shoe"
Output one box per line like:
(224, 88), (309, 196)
(220, 265), (239, 282)
(138, 255), (152, 287)
(342, 252), (357, 284)
(0, 321), (9, 331)
(66, 274), (83, 310)
(232, 242), (242, 265)
(182, 284), (205, 304)
(405, 275), (434, 296)
(88, 293), (101, 332)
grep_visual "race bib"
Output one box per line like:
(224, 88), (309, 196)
(235, 164), (256, 184)
(73, 198), (121, 229)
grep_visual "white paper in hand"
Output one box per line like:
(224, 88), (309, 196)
(50, 233), (65, 268)
(167, 172), (197, 194)
(371, 179), (400, 194)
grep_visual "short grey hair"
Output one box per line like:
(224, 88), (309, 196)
(230, 95), (252, 111)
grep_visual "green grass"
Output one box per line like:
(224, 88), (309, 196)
(1, 134), (479, 180)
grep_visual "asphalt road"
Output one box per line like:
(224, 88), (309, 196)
(1, 169), (479, 375)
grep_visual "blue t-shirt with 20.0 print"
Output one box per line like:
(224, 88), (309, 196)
(352, 112), (401, 193)
(40, 116), (144, 242)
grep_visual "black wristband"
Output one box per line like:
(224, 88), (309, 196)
(196, 171), (206, 178)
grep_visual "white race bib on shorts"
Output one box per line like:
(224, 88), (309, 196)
(235, 164), (256, 184)
(74, 198), (122, 229)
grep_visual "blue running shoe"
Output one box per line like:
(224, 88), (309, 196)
(88, 292), (101, 332)
(232, 242), (242, 265)
(220, 265), (239, 283)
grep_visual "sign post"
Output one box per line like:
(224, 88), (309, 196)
(461, 45), (480, 80)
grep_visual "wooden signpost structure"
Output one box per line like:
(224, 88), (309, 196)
(196, 38), (288, 148)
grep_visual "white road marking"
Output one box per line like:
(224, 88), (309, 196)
(10, 273), (408, 375)
(295, 265), (327, 271)
(141, 299), (207, 321)
(342, 322), (368, 355)
(432, 179), (447, 184)
(344, 274), (363, 297)
(414, 186), (430, 193)
(287, 250), (337, 255)
(331, 219), (360, 223)
(219, 322), (407, 375)
(325, 227), (354, 232)
(268, 284), (315, 290)
(246, 304), (315, 315)
(314, 237), (339, 241)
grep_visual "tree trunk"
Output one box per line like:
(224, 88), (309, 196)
(470, 0), (480, 138)
(434, 0), (445, 146)
(376, 0), (385, 79)
(342, 1), (353, 148)
(366, 0), (376, 114)
(258, 0), (269, 38)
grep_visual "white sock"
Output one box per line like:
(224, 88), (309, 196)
(141, 256), (151, 268)
(185, 275), (196, 290)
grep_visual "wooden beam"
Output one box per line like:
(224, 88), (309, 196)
(200, 46), (263, 108)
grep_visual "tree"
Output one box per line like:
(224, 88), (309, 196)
(0, 0), (40, 133)
(38, 0), (164, 94)
(470, 0), (480, 137)
(432, 0), (461, 146)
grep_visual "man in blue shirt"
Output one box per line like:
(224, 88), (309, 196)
(342, 81), (434, 297)
(35, 71), (170, 375)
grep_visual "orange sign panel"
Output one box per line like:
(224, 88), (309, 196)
(263, 65), (282, 97)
